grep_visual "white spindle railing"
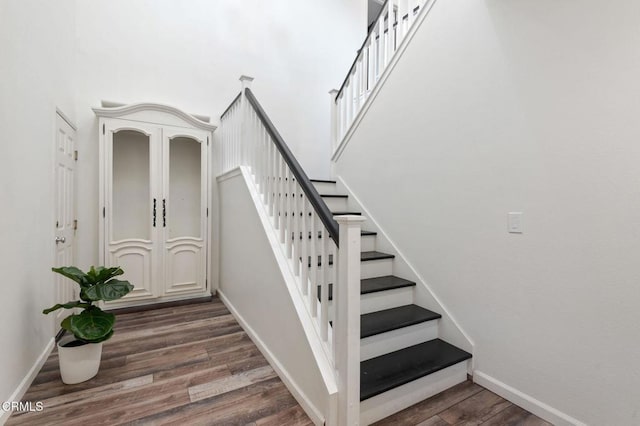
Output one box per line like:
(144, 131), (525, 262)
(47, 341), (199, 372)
(332, 0), (429, 148)
(219, 76), (363, 425)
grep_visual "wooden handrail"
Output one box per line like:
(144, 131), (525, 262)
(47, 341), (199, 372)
(220, 92), (242, 120)
(244, 88), (340, 246)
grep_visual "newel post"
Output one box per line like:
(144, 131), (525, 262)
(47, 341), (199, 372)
(329, 89), (339, 153)
(335, 215), (365, 425)
(239, 75), (254, 167)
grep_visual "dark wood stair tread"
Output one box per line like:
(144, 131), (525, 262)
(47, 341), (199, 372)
(320, 194), (348, 198)
(361, 230), (377, 236)
(310, 179), (336, 183)
(361, 275), (415, 294)
(317, 275), (416, 301)
(361, 305), (441, 338)
(332, 211), (362, 215)
(361, 251), (395, 261)
(360, 339), (472, 401)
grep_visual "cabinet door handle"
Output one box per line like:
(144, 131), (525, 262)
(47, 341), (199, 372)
(153, 198), (157, 227)
(163, 199), (166, 227)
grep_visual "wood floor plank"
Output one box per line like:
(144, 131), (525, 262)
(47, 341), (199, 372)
(372, 380), (484, 425)
(188, 365), (277, 402)
(28, 375), (153, 410)
(416, 415), (449, 426)
(137, 378), (296, 426)
(252, 404), (315, 426)
(480, 404), (553, 426)
(10, 298), (312, 425)
(108, 315), (236, 343)
(10, 297), (547, 425)
(14, 361), (231, 425)
(438, 389), (512, 425)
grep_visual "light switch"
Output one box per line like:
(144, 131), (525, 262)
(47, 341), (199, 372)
(508, 212), (523, 233)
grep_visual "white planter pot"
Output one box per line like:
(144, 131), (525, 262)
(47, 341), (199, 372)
(57, 335), (103, 384)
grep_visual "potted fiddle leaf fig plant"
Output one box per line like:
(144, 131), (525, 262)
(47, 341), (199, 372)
(43, 266), (133, 384)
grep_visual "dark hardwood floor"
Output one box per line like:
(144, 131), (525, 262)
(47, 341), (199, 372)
(10, 297), (552, 425)
(372, 380), (552, 426)
(9, 297), (313, 425)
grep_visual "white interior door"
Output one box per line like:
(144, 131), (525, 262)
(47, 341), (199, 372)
(54, 112), (77, 327)
(162, 127), (208, 295)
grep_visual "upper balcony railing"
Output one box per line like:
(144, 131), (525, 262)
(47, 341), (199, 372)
(331, 0), (431, 150)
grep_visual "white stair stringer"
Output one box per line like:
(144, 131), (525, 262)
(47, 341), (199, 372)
(360, 360), (469, 425)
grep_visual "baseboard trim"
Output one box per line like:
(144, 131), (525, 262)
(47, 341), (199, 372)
(105, 295), (213, 315)
(473, 371), (586, 426)
(218, 290), (326, 426)
(1, 338), (55, 424)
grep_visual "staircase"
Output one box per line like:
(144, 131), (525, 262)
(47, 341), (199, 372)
(218, 79), (472, 425)
(312, 179), (471, 424)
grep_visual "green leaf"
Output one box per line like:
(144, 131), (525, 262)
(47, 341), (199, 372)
(68, 307), (115, 342)
(82, 278), (133, 302)
(86, 266), (123, 285)
(61, 315), (73, 332)
(82, 329), (114, 344)
(52, 266), (89, 288)
(42, 301), (89, 314)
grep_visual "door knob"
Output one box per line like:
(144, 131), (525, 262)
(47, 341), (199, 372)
(55, 236), (66, 244)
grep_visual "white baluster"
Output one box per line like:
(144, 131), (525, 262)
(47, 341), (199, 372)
(292, 183), (301, 276)
(378, 15), (385, 75)
(309, 210), (318, 317)
(339, 93), (346, 141)
(387, 0), (395, 63)
(320, 225), (329, 342)
(268, 142), (275, 209)
(261, 128), (268, 194)
(300, 196), (309, 295)
(285, 168), (293, 258)
(273, 153), (281, 230)
(329, 89), (338, 152)
(347, 80), (354, 131)
(354, 60), (361, 112)
(263, 134), (270, 204)
(279, 157), (286, 242)
(335, 215), (365, 426)
(329, 237), (338, 358)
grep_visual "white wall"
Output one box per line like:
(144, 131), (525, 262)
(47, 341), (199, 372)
(334, 1), (640, 424)
(74, 0), (366, 270)
(0, 0), (76, 414)
(217, 170), (334, 424)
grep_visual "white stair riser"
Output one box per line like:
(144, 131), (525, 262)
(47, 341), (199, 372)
(360, 361), (469, 425)
(361, 235), (376, 252)
(361, 258), (393, 279)
(312, 181), (337, 194)
(322, 197), (348, 211)
(361, 320), (438, 361)
(360, 287), (413, 314)
(325, 286), (414, 320)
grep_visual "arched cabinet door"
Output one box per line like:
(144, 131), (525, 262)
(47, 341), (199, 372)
(95, 102), (215, 307)
(103, 121), (161, 301)
(162, 127), (208, 295)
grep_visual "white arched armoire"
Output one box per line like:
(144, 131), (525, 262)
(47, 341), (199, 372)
(93, 102), (216, 306)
